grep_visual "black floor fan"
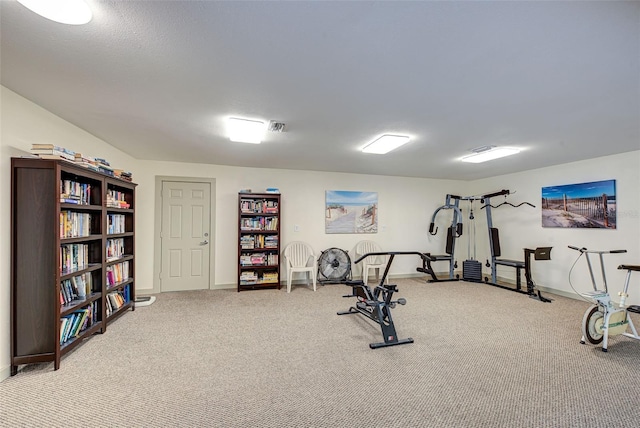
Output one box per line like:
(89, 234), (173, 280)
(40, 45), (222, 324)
(317, 248), (352, 284)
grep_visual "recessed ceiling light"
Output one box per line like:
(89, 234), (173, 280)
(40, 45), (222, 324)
(461, 146), (521, 163)
(227, 117), (267, 144)
(362, 135), (411, 154)
(17, 0), (92, 25)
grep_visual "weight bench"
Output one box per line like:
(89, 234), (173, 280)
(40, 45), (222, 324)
(418, 227), (458, 282)
(493, 258), (526, 290)
(491, 246), (552, 302)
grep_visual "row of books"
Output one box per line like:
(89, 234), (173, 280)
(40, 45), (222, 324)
(240, 199), (279, 214)
(60, 273), (93, 305)
(240, 235), (279, 249)
(240, 253), (278, 266)
(77, 154), (114, 176)
(60, 179), (92, 205)
(107, 189), (131, 209)
(106, 287), (130, 316)
(106, 261), (130, 288)
(60, 302), (98, 345)
(60, 243), (90, 275)
(239, 271), (258, 284)
(31, 144), (133, 181)
(240, 216), (279, 231)
(106, 238), (126, 261)
(107, 214), (127, 234)
(239, 271), (278, 285)
(60, 211), (93, 238)
(261, 272), (279, 283)
(32, 144), (76, 162)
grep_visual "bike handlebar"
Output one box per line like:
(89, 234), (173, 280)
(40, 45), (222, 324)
(567, 245), (627, 254)
(353, 251), (434, 265)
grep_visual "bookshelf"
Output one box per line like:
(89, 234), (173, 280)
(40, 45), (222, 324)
(10, 157), (137, 374)
(238, 192), (281, 291)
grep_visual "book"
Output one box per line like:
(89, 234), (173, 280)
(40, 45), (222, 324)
(36, 154), (76, 161)
(31, 143), (64, 150)
(31, 146), (76, 161)
(74, 153), (96, 162)
(60, 198), (81, 204)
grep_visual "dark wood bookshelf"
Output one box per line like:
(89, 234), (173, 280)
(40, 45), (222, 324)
(238, 192), (281, 291)
(10, 157), (137, 375)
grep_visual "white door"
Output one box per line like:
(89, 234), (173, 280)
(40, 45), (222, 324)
(160, 181), (211, 292)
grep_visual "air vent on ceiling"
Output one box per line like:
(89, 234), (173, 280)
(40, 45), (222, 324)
(268, 121), (286, 132)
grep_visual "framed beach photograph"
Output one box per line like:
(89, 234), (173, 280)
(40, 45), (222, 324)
(325, 190), (378, 234)
(541, 179), (616, 228)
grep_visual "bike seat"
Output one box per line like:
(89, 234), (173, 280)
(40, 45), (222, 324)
(618, 265), (640, 272)
(627, 305), (640, 314)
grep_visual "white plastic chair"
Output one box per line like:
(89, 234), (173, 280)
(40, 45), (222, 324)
(356, 240), (388, 285)
(283, 241), (317, 293)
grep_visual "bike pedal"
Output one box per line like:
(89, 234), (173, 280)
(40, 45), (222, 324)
(626, 305), (640, 314)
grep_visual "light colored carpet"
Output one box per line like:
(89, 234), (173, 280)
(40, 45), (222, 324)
(2, 278), (640, 427)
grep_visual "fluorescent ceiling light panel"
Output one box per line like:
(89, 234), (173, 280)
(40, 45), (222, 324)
(17, 0), (92, 25)
(362, 135), (410, 154)
(461, 147), (521, 163)
(227, 118), (266, 144)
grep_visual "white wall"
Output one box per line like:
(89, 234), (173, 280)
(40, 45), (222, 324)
(135, 161), (466, 291)
(2, 85), (639, 382)
(466, 152), (640, 303)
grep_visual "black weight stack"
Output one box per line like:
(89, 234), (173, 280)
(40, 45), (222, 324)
(463, 259), (482, 282)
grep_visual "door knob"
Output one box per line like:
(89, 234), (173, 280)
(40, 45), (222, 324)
(200, 240), (209, 245)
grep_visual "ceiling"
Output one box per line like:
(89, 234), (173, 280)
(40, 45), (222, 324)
(1, 1), (638, 180)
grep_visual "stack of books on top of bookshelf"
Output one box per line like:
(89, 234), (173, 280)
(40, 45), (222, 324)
(29, 144), (133, 181)
(31, 144), (75, 161)
(113, 169), (133, 181)
(73, 153), (101, 172)
(76, 154), (132, 180)
(93, 157), (114, 176)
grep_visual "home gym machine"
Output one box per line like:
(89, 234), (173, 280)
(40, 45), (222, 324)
(420, 193), (485, 282)
(418, 194), (463, 282)
(338, 251), (431, 349)
(420, 189), (551, 301)
(481, 189), (552, 302)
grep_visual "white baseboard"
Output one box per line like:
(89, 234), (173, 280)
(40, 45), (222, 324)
(0, 364), (11, 383)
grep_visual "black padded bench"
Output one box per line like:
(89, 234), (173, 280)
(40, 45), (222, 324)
(494, 259), (526, 290)
(491, 246), (552, 301)
(418, 226), (458, 282)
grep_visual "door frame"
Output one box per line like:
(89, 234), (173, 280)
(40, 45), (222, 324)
(153, 176), (216, 294)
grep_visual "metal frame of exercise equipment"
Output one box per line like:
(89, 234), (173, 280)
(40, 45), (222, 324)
(338, 251), (430, 349)
(422, 189), (551, 302)
(568, 246), (640, 352)
(481, 189), (551, 302)
(420, 194), (464, 282)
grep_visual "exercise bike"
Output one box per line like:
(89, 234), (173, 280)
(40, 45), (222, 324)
(338, 251), (430, 349)
(568, 246), (640, 352)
